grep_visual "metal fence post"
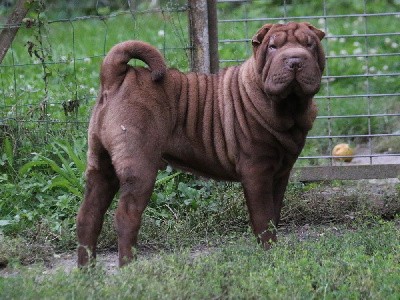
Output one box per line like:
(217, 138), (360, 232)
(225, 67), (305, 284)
(188, 0), (219, 74)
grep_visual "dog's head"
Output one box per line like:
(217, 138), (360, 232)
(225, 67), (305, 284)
(252, 22), (325, 100)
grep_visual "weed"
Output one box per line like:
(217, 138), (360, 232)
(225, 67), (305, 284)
(19, 139), (86, 197)
(0, 138), (86, 244)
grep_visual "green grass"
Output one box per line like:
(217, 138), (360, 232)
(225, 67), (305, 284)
(1, 219), (399, 299)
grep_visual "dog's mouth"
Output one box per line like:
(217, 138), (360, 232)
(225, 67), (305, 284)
(264, 68), (321, 100)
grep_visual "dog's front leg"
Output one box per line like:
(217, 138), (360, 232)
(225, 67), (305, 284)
(241, 173), (277, 249)
(272, 172), (291, 226)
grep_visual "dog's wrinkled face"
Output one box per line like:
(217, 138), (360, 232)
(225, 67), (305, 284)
(252, 22), (325, 100)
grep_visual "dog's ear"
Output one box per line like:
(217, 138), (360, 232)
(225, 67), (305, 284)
(252, 24), (274, 49)
(302, 22), (326, 71)
(304, 23), (325, 40)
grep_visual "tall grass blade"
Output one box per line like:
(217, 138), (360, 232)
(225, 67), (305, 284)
(3, 137), (14, 167)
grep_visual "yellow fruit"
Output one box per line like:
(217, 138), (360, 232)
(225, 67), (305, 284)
(332, 143), (354, 162)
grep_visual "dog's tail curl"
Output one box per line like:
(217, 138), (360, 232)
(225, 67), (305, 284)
(101, 41), (167, 89)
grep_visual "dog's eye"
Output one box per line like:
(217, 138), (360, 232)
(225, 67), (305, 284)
(306, 39), (315, 48)
(269, 44), (277, 51)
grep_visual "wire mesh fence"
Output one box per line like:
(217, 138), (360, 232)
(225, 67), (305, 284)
(0, 0), (399, 179)
(0, 0), (190, 148)
(217, 0), (400, 179)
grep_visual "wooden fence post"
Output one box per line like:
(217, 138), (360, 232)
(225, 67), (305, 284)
(207, 0), (219, 74)
(188, 0), (219, 74)
(0, 0), (31, 64)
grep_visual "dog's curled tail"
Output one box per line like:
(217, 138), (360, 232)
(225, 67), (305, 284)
(101, 40), (167, 89)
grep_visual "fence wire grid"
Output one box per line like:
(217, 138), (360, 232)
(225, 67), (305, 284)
(0, 1), (190, 146)
(217, 0), (400, 179)
(0, 0), (399, 180)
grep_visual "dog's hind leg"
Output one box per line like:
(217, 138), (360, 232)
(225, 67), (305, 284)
(113, 158), (158, 267)
(77, 147), (119, 267)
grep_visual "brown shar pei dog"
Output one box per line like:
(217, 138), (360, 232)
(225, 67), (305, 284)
(77, 22), (325, 267)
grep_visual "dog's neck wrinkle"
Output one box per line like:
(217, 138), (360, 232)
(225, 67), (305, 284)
(235, 60), (309, 154)
(239, 60), (295, 131)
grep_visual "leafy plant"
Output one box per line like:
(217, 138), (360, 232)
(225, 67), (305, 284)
(0, 138), (87, 241)
(19, 139), (86, 197)
(149, 167), (222, 223)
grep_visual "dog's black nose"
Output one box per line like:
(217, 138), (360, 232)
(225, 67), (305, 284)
(285, 57), (304, 70)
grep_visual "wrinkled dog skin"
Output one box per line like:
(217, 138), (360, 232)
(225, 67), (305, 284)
(77, 22), (325, 267)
